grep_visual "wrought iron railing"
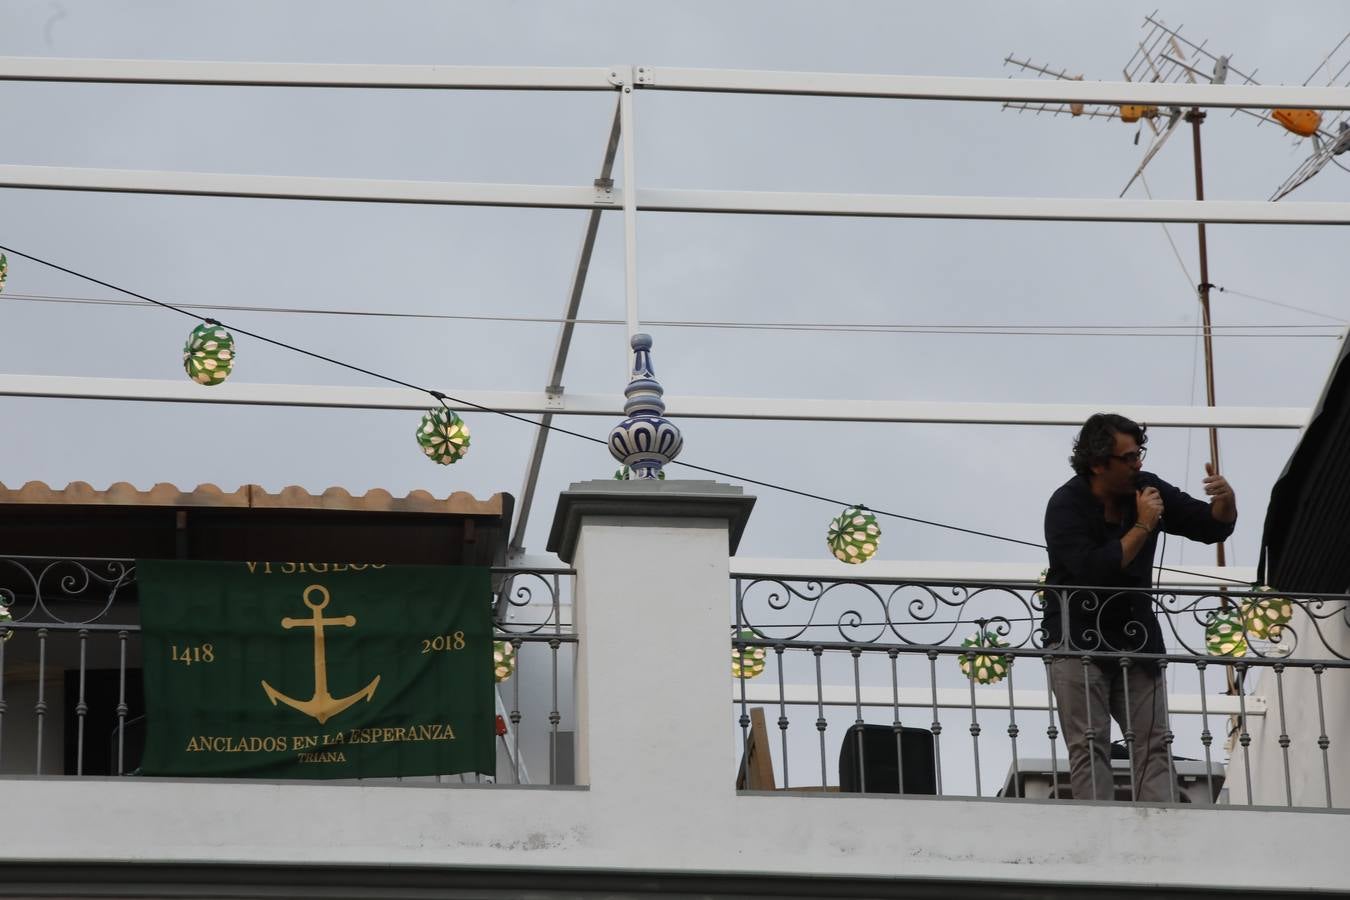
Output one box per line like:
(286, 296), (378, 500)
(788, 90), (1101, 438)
(0, 557), (577, 785)
(730, 574), (1350, 809)
(493, 566), (579, 785)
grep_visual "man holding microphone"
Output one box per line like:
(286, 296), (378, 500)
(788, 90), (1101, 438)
(1043, 413), (1237, 801)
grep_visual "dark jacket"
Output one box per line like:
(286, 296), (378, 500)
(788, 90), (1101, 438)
(1042, 471), (1234, 654)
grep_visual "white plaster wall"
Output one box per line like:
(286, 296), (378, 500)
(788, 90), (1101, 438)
(571, 517), (733, 800)
(4, 777), (1348, 890)
(1231, 605), (1350, 808)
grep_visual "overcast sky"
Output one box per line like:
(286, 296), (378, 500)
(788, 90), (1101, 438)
(0, 0), (1346, 574)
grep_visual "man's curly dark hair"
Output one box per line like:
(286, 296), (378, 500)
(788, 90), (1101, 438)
(1070, 413), (1147, 478)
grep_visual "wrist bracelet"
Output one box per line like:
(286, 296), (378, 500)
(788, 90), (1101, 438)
(1132, 522), (1152, 534)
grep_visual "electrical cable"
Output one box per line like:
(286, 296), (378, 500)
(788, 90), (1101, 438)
(1139, 171), (1196, 294)
(1155, 530), (1169, 593)
(1179, 315), (1202, 571)
(2, 291), (1340, 337)
(0, 244), (432, 397)
(1214, 286), (1348, 324)
(0, 241), (1258, 586)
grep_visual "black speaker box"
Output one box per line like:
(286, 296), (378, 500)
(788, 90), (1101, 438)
(838, 723), (937, 795)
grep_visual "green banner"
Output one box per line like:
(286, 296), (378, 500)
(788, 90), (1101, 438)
(138, 560), (495, 779)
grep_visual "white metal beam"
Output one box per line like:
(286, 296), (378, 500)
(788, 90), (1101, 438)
(638, 67), (1350, 109)
(510, 100), (623, 556)
(0, 164), (604, 209)
(618, 76), (642, 344)
(0, 56), (619, 90)
(671, 397), (1311, 427)
(5, 164), (1349, 224)
(2, 57), (1344, 109)
(636, 188), (1350, 224)
(0, 375), (1310, 428)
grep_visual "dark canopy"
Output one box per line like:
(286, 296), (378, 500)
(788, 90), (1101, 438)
(1260, 337), (1350, 593)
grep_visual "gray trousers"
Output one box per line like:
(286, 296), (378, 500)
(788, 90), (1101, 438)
(1050, 655), (1177, 801)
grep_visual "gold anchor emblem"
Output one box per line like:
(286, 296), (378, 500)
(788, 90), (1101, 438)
(261, 584), (381, 724)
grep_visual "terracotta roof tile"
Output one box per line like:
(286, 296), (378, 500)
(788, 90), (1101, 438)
(0, 480), (504, 516)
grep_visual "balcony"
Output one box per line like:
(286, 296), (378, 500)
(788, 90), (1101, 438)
(3, 555), (1344, 812)
(729, 571), (1347, 808)
(1, 481), (1346, 895)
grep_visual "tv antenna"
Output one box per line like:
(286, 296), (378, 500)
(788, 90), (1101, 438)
(1005, 14), (1350, 200)
(1133, 15), (1350, 200)
(1002, 14), (1307, 574)
(1267, 32), (1350, 200)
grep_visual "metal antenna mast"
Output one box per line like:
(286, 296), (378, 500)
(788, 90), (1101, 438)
(1004, 16), (1244, 570)
(1005, 14), (1349, 570)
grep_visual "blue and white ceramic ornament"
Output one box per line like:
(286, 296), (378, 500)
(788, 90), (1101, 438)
(609, 333), (683, 479)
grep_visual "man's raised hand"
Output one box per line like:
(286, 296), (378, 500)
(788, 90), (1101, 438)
(1203, 462), (1233, 499)
(1203, 462), (1238, 524)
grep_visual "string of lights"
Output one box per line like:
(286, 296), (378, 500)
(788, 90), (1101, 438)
(0, 241), (1258, 586)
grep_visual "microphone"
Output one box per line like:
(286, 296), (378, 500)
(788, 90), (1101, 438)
(1134, 472), (1162, 530)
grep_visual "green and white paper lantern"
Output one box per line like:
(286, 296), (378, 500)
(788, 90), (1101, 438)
(732, 629), (767, 680)
(493, 640), (517, 683)
(1204, 608), (1248, 657)
(182, 323), (235, 386)
(827, 507), (881, 564)
(416, 407), (471, 465)
(1241, 587), (1294, 641)
(0, 253), (8, 294)
(958, 630), (1011, 685)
